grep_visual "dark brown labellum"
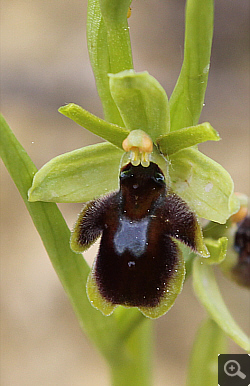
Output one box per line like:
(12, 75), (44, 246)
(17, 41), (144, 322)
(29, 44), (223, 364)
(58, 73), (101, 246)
(71, 161), (207, 318)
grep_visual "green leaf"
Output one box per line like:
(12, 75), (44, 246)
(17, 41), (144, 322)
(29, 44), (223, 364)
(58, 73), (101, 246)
(28, 142), (123, 203)
(87, 0), (124, 125)
(169, 148), (240, 223)
(192, 258), (250, 351)
(1, 115), (155, 380)
(202, 237), (228, 265)
(0, 114), (121, 359)
(109, 70), (170, 141)
(187, 318), (227, 386)
(169, 0), (214, 131)
(157, 122), (220, 156)
(59, 103), (130, 149)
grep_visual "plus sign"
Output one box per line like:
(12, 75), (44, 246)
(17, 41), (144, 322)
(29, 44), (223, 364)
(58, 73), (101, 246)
(229, 364), (236, 372)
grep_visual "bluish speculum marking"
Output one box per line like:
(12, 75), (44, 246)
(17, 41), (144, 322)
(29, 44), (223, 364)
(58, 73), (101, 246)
(113, 217), (149, 257)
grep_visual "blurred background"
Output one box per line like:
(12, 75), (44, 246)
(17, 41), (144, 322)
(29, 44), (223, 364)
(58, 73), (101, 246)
(1, 0), (249, 385)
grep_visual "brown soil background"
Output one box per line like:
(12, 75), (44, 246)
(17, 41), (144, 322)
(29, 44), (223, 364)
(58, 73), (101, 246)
(1, 1), (249, 385)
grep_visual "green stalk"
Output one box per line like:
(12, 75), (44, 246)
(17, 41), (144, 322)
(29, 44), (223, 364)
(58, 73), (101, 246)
(187, 318), (228, 386)
(0, 114), (120, 360)
(0, 115), (154, 378)
(110, 318), (153, 386)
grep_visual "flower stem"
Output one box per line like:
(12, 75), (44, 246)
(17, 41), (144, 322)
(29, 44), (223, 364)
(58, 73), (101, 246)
(111, 318), (153, 386)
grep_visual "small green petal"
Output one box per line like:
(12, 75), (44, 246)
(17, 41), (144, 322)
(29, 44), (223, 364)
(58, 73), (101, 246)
(157, 122), (220, 156)
(109, 70), (170, 141)
(202, 237), (228, 265)
(193, 258), (250, 351)
(59, 103), (130, 149)
(28, 142), (123, 203)
(187, 318), (227, 386)
(169, 148), (240, 223)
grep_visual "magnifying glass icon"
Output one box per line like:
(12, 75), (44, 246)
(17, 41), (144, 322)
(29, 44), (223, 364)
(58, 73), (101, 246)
(224, 360), (246, 379)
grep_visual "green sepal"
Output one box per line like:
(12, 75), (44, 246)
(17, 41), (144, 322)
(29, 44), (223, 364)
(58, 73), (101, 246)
(157, 122), (220, 156)
(202, 237), (228, 265)
(169, 0), (214, 131)
(28, 142), (122, 203)
(193, 258), (250, 351)
(109, 70), (170, 141)
(187, 318), (228, 386)
(169, 148), (240, 223)
(59, 103), (130, 149)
